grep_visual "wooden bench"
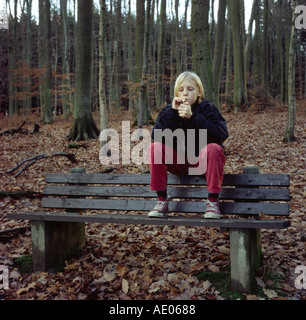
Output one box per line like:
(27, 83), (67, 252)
(8, 166), (291, 293)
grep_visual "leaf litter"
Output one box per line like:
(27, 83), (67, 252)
(0, 107), (305, 300)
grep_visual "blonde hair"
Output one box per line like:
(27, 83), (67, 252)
(174, 71), (204, 104)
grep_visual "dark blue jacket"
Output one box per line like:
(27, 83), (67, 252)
(152, 99), (229, 157)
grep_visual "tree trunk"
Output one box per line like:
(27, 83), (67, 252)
(38, 0), (53, 124)
(60, 0), (70, 118)
(135, 0), (145, 84)
(229, 0), (246, 108)
(127, 0), (135, 112)
(156, 0), (167, 108)
(181, 0), (189, 72)
(284, 1), (292, 104)
(26, 0), (32, 115)
(261, 0), (269, 96)
(271, 0), (283, 97)
(212, 0), (227, 108)
(224, 21), (233, 106)
(138, 0), (152, 127)
(113, 0), (123, 109)
(99, 0), (108, 137)
(8, 0), (18, 118)
(68, 0), (99, 141)
(244, 0), (257, 81)
(283, 0), (297, 143)
(191, 0), (214, 102)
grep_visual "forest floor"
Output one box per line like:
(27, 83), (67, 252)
(0, 102), (305, 301)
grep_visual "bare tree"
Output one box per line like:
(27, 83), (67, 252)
(283, 0), (297, 142)
(38, 0), (52, 123)
(68, 0), (99, 141)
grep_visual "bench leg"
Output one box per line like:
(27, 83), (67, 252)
(230, 228), (262, 292)
(31, 220), (85, 272)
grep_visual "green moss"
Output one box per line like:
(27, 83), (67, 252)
(14, 255), (33, 274)
(195, 267), (244, 300)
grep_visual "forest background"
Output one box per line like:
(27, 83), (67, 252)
(0, 0), (305, 300)
(0, 0), (305, 141)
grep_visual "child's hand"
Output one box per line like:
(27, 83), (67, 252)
(178, 100), (192, 119)
(172, 97), (184, 110)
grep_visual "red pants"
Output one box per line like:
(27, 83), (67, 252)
(148, 142), (225, 193)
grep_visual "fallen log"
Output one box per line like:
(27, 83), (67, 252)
(0, 191), (42, 199)
(0, 226), (30, 242)
(0, 121), (27, 136)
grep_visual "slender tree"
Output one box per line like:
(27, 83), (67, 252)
(271, 0), (283, 97)
(224, 21), (233, 106)
(244, 0), (258, 80)
(138, 0), (152, 127)
(228, 0), (246, 108)
(113, 0), (123, 109)
(135, 0), (145, 84)
(212, 0), (227, 108)
(191, 0), (214, 102)
(156, 0), (167, 108)
(60, 0), (70, 118)
(283, 0), (297, 142)
(127, 0), (135, 112)
(68, 0), (99, 141)
(25, 0), (32, 115)
(99, 0), (108, 136)
(8, 0), (18, 118)
(38, 0), (53, 123)
(261, 0), (269, 95)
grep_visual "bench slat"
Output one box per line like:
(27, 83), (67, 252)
(43, 185), (290, 201)
(41, 198), (290, 216)
(7, 211), (290, 230)
(45, 173), (290, 187)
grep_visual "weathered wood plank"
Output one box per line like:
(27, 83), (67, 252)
(40, 198), (290, 216)
(7, 211), (291, 229)
(43, 185), (290, 201)
(45, 173), (290, 187)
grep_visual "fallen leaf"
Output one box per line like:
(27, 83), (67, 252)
(263, 288), (278, 299)
(256, 211), (271, 220)
(117, 264), (129, 277)
(203, 280), (212, 290)
(10, 270), (21, 280)
(103, 270), (116, 282)
(122, 279), (129, 294)
(208, 265), (220, 272)
(148, 282), (160, 293)
(255, 277), (266, 288)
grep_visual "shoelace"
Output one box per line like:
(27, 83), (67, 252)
(205, 200), (219, 211)
(154, 198), (169, 212)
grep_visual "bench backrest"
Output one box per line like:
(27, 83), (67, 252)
(41, 173), (290, 218)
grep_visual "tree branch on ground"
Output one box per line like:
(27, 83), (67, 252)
(0, 152), (77, 178)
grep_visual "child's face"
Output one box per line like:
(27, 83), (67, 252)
(176, 78), (200, 106)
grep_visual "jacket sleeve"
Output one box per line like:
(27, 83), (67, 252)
(151, 105), (181, 139)
(185, 102), (229, 144)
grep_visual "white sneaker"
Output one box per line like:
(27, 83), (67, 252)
(203, 200), (221, 219)
(148, 197), (170, 218)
